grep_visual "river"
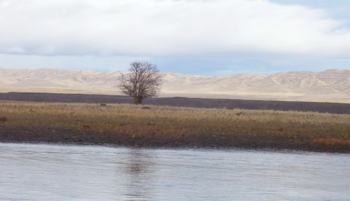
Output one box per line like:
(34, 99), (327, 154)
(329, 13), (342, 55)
(0, 143), (349, 201)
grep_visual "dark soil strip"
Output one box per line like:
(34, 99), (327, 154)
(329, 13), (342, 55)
(0, 92), (350, 114)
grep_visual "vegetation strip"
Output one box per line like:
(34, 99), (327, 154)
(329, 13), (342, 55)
(0, 101), (349, 153)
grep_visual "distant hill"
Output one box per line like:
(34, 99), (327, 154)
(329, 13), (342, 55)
(0, 68), (349, 103)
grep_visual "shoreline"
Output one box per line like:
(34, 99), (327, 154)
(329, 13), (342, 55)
(0, 140), (349, 154)
(0, 135), (349, 154)
(1, 141), (349, 155)
(0, 101), (349, 153)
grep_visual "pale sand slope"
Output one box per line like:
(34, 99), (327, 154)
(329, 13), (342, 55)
(0, 68), (349, 103)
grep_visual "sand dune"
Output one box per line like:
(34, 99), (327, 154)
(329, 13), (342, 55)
(0, 68), (349, 103)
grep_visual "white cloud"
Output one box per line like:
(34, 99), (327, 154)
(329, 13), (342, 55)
(0, 0), (349, 56)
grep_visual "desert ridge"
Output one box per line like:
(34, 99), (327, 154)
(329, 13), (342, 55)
(0, 68), (349, 103)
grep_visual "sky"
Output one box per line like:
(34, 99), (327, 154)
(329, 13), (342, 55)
(0, 0), (349, 75)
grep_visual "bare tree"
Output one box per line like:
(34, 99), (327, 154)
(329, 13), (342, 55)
(119, 62), (162, 104)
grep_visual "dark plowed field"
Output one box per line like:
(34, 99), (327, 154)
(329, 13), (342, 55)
(0, 92), (349, 114)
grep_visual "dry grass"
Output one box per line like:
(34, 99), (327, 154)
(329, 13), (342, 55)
(0, 101), (349, 152)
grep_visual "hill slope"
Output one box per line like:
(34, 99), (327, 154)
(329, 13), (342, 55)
(0, 68), (349, 103)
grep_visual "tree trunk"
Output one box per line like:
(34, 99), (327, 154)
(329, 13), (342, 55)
(133, 96), (143, 104)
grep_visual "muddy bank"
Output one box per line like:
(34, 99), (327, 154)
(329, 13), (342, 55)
(0, 126), (349, 153)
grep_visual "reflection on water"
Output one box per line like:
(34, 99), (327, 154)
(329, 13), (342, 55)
(0, 143), (349, 201)
(123, 149), (154, 201)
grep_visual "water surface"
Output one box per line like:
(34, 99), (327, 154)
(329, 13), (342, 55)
(0, 143), (349, 201)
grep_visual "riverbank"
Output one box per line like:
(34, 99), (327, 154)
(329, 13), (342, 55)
(0, 101), (349, 153)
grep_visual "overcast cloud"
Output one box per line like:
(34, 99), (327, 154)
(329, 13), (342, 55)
(0, 0), (349, 57)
